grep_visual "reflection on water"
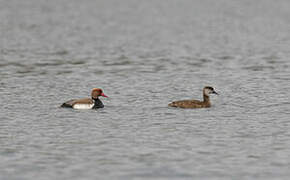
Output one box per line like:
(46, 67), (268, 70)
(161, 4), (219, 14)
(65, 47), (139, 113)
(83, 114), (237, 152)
(1, 0), (290, 180)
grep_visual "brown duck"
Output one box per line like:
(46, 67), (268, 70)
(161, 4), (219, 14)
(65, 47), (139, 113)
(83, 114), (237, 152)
(168, 86), (218, 108)
(61, 88), (108, 109)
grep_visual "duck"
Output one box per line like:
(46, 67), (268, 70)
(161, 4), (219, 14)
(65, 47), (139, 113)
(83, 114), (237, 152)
(168, 86), (218, 108)
(61, 88), (108, 109)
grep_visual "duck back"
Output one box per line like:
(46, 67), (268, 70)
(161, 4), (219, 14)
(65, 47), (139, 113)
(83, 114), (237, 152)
(168, 99), (210, 108)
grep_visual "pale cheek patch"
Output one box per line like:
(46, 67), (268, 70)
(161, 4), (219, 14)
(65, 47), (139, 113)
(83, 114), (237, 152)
(73, 103), (94, 109)
(204, 89), (211, 95)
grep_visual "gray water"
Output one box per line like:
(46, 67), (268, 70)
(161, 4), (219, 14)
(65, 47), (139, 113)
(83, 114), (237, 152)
(1, 0), (290, 179)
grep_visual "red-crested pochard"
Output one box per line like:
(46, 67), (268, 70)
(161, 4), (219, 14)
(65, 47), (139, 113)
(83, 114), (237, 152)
(168, 86), (218, 108)
(61, 88), (108, 109)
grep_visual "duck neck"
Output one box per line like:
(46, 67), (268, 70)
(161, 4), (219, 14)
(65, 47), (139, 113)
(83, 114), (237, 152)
(92, 97), (104, 108)
(203, 94), (210, 104)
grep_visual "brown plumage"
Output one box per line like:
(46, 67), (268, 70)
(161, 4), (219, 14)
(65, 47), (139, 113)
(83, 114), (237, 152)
(168, 86), (218, 108)
(62, 98), (94, 107)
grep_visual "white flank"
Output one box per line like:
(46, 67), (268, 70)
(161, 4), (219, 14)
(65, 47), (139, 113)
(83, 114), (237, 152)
(73, 103), (94, 110)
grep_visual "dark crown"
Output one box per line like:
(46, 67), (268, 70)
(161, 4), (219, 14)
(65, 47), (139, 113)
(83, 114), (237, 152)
(204, 86), (214, 90)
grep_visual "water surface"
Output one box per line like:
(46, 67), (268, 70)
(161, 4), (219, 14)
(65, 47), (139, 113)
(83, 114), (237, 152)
(1, 0), (290, 179)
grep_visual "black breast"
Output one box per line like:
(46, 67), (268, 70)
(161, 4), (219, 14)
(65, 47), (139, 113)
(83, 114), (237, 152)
(93, 98), (104, 108)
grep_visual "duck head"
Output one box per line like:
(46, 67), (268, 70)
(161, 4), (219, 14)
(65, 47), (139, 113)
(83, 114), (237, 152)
(91, 88), (108, 99)
(203, 86), (218, 96)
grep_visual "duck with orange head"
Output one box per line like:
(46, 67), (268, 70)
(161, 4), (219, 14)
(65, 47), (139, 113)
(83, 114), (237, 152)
(61, 88), (108, 109)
